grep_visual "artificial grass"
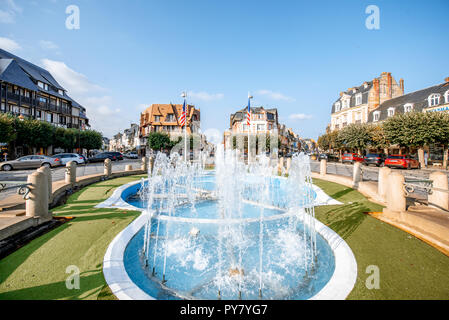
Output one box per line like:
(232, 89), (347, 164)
(313, 178), (449, 300)
(0, 175), (146, 300)
(0, 175), (448, 300)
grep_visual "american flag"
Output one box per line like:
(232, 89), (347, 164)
(247, 94), (253, 126)
(180, 99), (186, 127)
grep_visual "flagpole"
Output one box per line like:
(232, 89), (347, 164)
(248, 93), (253, 164)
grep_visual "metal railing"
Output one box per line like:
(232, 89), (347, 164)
(0, 181), (32, 200)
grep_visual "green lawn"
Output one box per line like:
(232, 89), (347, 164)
(313, 178), (449, 300)
(0, 175), (448, 300)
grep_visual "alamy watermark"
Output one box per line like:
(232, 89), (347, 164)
(66, 5), (80, 30)
(365, 5), (380, 30)
(65, 265), (80, 290)
(365, 265), (380, 289)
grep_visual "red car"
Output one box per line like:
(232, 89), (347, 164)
(342, 153), (364, 164)
(385, 155), (420, 169)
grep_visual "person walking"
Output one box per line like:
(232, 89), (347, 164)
(424, 151), (428, 168)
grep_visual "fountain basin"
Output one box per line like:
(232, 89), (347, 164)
(100, 177), (357, 300)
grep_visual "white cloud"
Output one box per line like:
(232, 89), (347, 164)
(0, 0), (22, 24)
(40, 59), (129, 137)
(0, 37), (21, 52)
(39, 40), (59, 50)
(289, 113), (313, 120)
(256, 90), (295, 102)
(188, 91), (224, 101)
(41, 59), (105, 95)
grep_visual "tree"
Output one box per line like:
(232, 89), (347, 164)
(0, 114), (15, 143)
(80, 130), (103, 153)
(147, 132), (172, 151)
(337, 123), (371, 154)
(367, 124), (389, 151)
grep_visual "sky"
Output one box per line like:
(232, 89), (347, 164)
(1, 0), (448, 142)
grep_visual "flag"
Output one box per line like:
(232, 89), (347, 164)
(180, 99), (186, 127)
(247, 98), (251, 126)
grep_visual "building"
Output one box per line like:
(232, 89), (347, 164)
(140, 103), (201, 140)
(0, 48), (89, 130)
(366, 77), (449, 164)
(368, 77), (449, 123)
(330, 72), (404, 131)
(228, 106), (279, 134)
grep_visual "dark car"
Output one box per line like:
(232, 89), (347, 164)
(363, 153), (387, 167)
(385, 155), (420, 170)
(87, 153), (116, 163)
(318, 153), (339, 162)
(105, 152), (123, 161)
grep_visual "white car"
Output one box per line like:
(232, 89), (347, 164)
(52, 153), (85, 165)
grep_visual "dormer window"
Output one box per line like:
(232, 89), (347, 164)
(445, 91), (449, 104)
(37, 81), (44, 89)
(335, 102), (341, 112)
(355, 93), (362, 106)
(373, 111), (380, 122)
(387, 107), (395, 117)
(166, 114), (175, 122)
(428, 94), (440, 107)
(404, 103), (413, 113)
(58, 89), (64, 95)
(342, 99), (350, 109)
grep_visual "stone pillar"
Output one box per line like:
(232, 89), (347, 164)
(65, 161), (77, 185)
(285, 157), (292, 175)
(37, 166), (52, 203)
(378, 167), (391, 202)
(320, 159), (327, 176)
(104, 158), (112, 177)
(352, 162), (362, 188)
(417, 148), (425, 168)
(26, 171), (49, 221)
(428, 172), (449, 211)
(149, 156), (155, 174)
(125, 164), (133, 172)
(386, 172), (406, 212)
(141, 156), (148, 172)
(278, 157), (284, 175)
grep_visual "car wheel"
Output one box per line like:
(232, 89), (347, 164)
(2, 164), (12, 171)
(42, 163), (51, 168)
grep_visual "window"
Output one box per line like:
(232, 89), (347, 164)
(355, 93), (362, 106)
(404, 103), (413, 113)
(37, 81), (44, 89)
(387, 107), (395, 117)
(343, 99), (350, 109)
(154, 115), (161, 122)
(58, 90), (64, 95)
(166, 114), (175, 122)
(373, 111), (380, 122)
(428, 94), (440, 107)
(445, 91), (449, 104)
(257, 124), (265, 131)
(335, 102), (341, 112)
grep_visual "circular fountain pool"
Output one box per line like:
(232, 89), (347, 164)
(102, 150), (357, 300)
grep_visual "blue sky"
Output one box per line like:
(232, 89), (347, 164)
(1, 0), (448, 140)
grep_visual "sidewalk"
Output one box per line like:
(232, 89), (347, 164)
(313, 171), (449, 257)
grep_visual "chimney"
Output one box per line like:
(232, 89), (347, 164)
(387, 72), (392, 98)
(372, 78), (380, 109)
(340, 92), (344, 97)
(399, 78), (405, 94)
(445, 77), (449, 83)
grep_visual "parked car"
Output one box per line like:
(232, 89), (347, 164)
(124, 152), (138, 159)
(105, 152), (123, 161)
(87, 152), (116, 163)
(342, 153), (364, 164)
(0, 155), (61, 171)
(79, 154), (88, 164)
(363, 153), (387, 167)
(318, 153), (339, 162)
(52, 153), (85, 165)
(385, 155), (420, 169)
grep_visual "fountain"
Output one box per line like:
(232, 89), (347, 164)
(125, 145), (334, 300)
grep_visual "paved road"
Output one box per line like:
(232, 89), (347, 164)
(0, 159), (142, 201)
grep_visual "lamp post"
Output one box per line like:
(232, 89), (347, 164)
(247, 93), (253, 164)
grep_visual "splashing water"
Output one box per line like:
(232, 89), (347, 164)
(139, 146), (319, 300)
